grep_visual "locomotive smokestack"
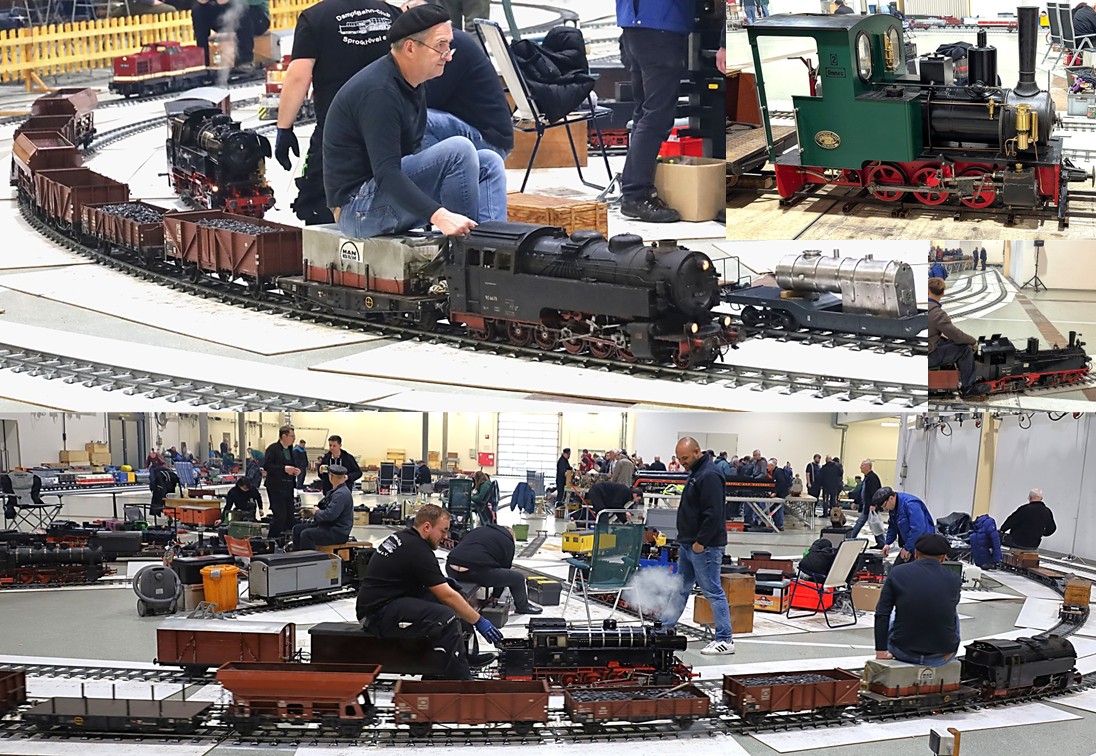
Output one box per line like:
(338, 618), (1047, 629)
(976, 29), (987, 48)
(1015, 5), (1039, 96)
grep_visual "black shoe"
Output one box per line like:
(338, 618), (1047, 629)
(620, 190), (681, 223)
(468, 652), (497, 669)
(516, 604), (543, 615)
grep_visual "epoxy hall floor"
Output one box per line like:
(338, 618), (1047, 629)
(4, 491), (1096, 755)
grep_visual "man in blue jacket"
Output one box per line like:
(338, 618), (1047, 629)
(291, 464), (354, 550)
(616, 0), (725, 223)
(873, 486), (935, 566)
(661, 436), (734, 655)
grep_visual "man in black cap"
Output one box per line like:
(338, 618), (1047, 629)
(874, 533), (962, 667)
(272, 0), (398, 224)
(446, 523), (542, 614)
(323, 2), (508, 240)
(291, 464), (355, 550)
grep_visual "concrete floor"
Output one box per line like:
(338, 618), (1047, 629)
(725, 27), (1096, 241)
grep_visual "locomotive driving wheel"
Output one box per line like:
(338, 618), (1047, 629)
(958, 167), (997, 209)
(672, 349), (697, 370)
(911, 166), (950, 205)
(533, 326), (560, 351)
(507, 322), (533, 347)
(561, 335), (586, 354)
(469, 321), (497, 342)
(617, 349), (637, 363)
(587, 340), (616, 359)
(866, 163), (909, 202)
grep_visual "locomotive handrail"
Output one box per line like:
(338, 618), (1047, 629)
(0, 0), (315, 91)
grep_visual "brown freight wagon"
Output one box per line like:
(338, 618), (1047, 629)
(10, 131), (81, 195)
(155, 617), (295, 674)
(14, 115), (81, 146)
(739, 551), (796, 578)
(0, 668), (27, 715)
(1065, 577), (1093, 607)
(393, 679), (549, 736)
(564, 684), (710, 729)
(82, 201), (169, 262)
(1005, 551), (1040, 569)
(162, 209), (302, 289)
(30, 88), (97, 147)
(723, 669), (860, 720)
(32, 168), (129, 231)
(216, 662), (379, 737)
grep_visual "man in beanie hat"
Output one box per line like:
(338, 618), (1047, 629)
(291, 464), (355, 550)
(323, 2), (507, 240)
(873, 533), (962, 667)
(874, 486), (935, 566)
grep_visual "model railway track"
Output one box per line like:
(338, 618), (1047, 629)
(11, 198), (928, 406)
(736, 324), (928, 356)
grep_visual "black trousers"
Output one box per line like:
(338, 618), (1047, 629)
(929, 341), (977, 390)
(292, 523), (346, 550)
(822, 490), (839, 509)
(446, 564), (532, 611)
(620, 27), (688, 201)
(366, 596), (472, 680)
(267, 486), (295, 539)
(294, 123), (335, 225)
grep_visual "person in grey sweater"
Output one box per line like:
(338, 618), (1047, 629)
(292, 465), (354, 550)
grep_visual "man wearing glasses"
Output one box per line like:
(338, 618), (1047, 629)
(324, 3), (508, 239)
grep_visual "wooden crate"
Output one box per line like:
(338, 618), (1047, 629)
(506, 193), (609, 238)
(1065, 577), (1092, 606)
(693, 599), (754, 634)
(505, 122), (588, 170)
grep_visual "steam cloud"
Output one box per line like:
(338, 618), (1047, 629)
(627, 566), (683, 622)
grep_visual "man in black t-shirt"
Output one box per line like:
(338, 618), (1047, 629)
(446, 523), (542, 614)
(274, 0), (398, 224)
(217, 478), (264, 524)
(356, 503), (504, 679)
(263, 425), (301, 540)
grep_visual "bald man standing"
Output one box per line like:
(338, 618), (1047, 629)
(661, 436), (734, 655)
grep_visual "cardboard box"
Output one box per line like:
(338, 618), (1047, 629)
(694, 598), (754, 634)
(59, 450), (90, 464)
(506, 121), (588, 170)
(506, 192), (609, 238)
(653, 156), (725, 222)
(755, 579), (792, 613)
(353, 511), (368, 526)
(90, 452), (112, 466)
(183, 584), (205, 611)
(852, 582), (884, 612)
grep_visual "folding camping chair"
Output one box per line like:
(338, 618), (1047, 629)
(563, 509), (644, 626)
(1057, 3), (1096, 69)
(1, 472), (61, 531)
(1044, 2), (1064, 64)
(786, 538), (868, 629)
(474, 19), (614, 193)
(173, 461), (197, 488)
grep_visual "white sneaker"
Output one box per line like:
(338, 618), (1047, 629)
(700, 640), (735, 656)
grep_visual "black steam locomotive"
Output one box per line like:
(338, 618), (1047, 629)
(0, 539), (107, 586)
(496, 618), (690, 685)
(931, 331), (1091, 396)
(963, 636), (1078, 697)
(166, 105), (274, 218)
(444, 222), (738, 368)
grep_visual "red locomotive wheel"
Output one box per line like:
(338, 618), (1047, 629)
(866, 163), (908, 202)
(561, 337), (586, 354)
(507, 322), (533, 347)
(533, 327), (560, 351)
(959, 167), (997, 209)
(911, 166), (950, 205)
(469, 321), (497, 341)
(617, 349), (637, 363)
(587, 340), (616, 359)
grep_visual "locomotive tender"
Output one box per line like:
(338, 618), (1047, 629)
(747, 6), (1091, 222)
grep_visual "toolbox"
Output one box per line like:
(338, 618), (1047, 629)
(171, 555), (235, 585)
(165, 505), (220, 527)
(561, 530), (616, 554)
(526, 577), (562, 606)
(226, 521), (265, 539)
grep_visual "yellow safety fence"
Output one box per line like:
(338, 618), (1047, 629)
(0, 0), (315, 90)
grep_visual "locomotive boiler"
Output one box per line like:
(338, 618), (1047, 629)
(746, 6), (1092, 220)
(0, 542), (107, 585)
(724, 251), (926, 338)
(166, 105), (274, 217)
(445, 222), (737, 367)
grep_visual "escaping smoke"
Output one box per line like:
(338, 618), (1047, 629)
(627, 566), (682, 622)
(215, 0), (246, 86)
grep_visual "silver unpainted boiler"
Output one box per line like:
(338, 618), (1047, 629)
(775, 251), (918, 318)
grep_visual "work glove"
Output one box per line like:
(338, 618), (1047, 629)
(474, 616), (504, 645)
(274, 128), (299, 171)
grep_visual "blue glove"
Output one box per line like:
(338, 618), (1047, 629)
(474, 617), (503, 645)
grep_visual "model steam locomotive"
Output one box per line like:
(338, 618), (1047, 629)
(0, 539), (107, 586)
(930, 331), (1091, 396)
(166, 105), (274, 217)
(746, 7), (1092, 223)
(724, 251), (926, 339)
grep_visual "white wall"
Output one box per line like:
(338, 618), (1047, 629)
(0, 413), (108, 467)
(844, 419), (901, 488)
(1010, 241), (1096, 292)
(898, 415), (980, 518)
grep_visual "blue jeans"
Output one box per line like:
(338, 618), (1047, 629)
(662, 545), (732, 642)
(424, 109), (509, 160)
(745, 4), (757, 23)
(337, 136), (507, 239)
(888, 610), (959, 667)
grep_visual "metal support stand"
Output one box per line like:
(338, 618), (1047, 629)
(1020, 247), (1046, 292)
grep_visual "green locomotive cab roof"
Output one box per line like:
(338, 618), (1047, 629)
(746, 12), (899, 35)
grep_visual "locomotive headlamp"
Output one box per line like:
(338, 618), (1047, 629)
(856, 32), (873, 82)
(700, 259), (710, 271)
(722, 316), (732, 328)
(689, 323), (699, 334)
(211, 186), (219, 193)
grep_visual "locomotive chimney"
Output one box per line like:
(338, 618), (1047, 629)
(1015, 5), (1039, 96)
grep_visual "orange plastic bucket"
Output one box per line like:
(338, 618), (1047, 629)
(200, 564), (241, 611)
